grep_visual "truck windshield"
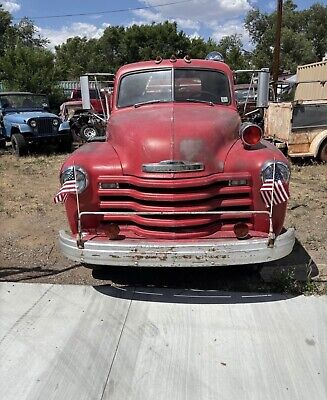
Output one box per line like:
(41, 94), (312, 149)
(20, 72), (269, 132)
(117, 69), (230, 108)
(0, 94), (49, 110)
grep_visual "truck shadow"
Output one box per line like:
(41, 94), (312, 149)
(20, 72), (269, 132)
(93, 239), (319, 304)
(94, 284), (293, 304)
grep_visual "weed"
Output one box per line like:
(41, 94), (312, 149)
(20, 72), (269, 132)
(270, 267), (300, 294)
(269, 259), (325, 295)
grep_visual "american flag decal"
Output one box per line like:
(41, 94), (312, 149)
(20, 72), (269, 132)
(260, 179), (289, 208)
(54, 170), (77, 204)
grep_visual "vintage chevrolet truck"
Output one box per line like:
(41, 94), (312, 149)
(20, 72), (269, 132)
(57, 56), (295, 269)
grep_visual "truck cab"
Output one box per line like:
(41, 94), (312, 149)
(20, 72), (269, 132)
(57, 57), (295, 268)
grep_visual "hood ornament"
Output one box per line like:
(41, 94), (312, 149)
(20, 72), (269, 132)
(142, 160), (204, 173)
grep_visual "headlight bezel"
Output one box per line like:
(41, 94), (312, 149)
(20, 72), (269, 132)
(60, 165), (89, 194)
(239, 122), (263, 147)
(261, 161), (290, 183)
(29, 119), (37, 128)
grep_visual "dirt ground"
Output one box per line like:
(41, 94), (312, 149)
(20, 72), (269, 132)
(0, 147), (326, 292)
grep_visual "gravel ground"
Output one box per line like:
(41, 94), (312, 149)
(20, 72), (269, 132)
(0, 149), (326, 292)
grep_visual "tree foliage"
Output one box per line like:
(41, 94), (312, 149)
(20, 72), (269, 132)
(245, 0), (326, 72)
(216, 34), (250, 71)
(54, 22), (251, 79)
(0, 5), (14, 56)
(0, 8), (52, 91)
(0, 45), (55, 93)
(1, 1), (327, 97)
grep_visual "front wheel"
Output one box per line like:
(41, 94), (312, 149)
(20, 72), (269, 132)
(318, 139), (327, 162)
(0, 138), (6, 150)
(11, 133), (28, 157)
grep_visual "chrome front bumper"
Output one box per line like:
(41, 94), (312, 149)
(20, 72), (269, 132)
(59, 228), (295, 267)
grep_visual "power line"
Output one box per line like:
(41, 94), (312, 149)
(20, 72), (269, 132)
(12, 0), (193, 21)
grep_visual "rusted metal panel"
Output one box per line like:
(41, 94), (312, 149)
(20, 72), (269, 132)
(288, 142), (311, 156)
(264, 102), (292, 142)
(295, 61), (327, 101)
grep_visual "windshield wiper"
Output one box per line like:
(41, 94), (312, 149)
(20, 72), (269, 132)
(134, 99), (170, 108)
(177, 98), (214, 106)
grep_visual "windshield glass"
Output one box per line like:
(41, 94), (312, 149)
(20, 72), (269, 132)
(117, 68), (231, 108)
(0, 94), (49, 110)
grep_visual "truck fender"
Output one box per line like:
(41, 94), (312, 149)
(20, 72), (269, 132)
(10, 123), (31, 135)
(309, 129), (327, 157)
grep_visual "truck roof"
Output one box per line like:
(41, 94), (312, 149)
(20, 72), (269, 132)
(116, 58), (232, 76)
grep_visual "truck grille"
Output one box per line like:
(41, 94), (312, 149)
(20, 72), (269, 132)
(97, 173), (253, 239)
(36, 118), (55, 135)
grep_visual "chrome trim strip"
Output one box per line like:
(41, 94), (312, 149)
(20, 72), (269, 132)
(142, 160), (204, 173)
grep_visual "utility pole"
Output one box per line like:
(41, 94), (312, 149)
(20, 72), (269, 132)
(272, 0), (283, 98)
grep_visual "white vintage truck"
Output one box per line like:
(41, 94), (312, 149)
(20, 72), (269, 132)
(264, 60), (327, 161)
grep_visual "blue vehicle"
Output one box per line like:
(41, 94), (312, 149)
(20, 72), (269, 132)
(0, 92), (72, 156)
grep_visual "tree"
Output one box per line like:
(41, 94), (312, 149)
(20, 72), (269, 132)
(54, 37), (104, 79)
(303, 4), (327, 60)
(0, 45), (56, 93)
(0, 5), (14, 56)
(217, 34), (250, 71)
(99, 22), (191, 69)
(245, 0), (322, 72)
(14, 17), (49, 48)
(54, 21), (252, 79)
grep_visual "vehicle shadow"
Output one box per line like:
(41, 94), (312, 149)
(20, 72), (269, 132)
(258, 238), (319, 282)
(92, 238), (319, 305)
(94, 284), (293, 305)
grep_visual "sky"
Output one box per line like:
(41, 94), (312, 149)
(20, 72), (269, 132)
(1, 0), (324, 50)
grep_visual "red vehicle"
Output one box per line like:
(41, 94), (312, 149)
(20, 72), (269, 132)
(56, 56), (295, 269)
(70, 88), (106, 114)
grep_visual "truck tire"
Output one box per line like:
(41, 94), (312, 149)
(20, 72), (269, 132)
(318, 139), (327, 162)
(11, 133), (28, 157)
(80, 124), (99, 141)
(0, 138), (6, 150)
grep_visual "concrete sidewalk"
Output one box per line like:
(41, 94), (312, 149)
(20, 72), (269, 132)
(0, 282), (326, 400)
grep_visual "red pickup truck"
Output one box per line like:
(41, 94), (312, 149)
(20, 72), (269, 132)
(56, 57), (295, 269)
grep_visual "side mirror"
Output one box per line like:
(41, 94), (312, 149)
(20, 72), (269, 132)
(257, 68), (270, 108)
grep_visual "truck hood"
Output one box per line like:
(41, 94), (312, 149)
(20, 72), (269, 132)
(108, 103), (240, 177)
(4, 111), (58, 124)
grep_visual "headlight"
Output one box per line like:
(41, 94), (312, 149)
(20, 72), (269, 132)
(29, 119), (37, 128)
(53, 119), (59, 126)
(60, 166), (88, 194)
(261, 161), (290, 183)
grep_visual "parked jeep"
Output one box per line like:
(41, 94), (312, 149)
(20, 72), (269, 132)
(0, 92), (72, 156)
